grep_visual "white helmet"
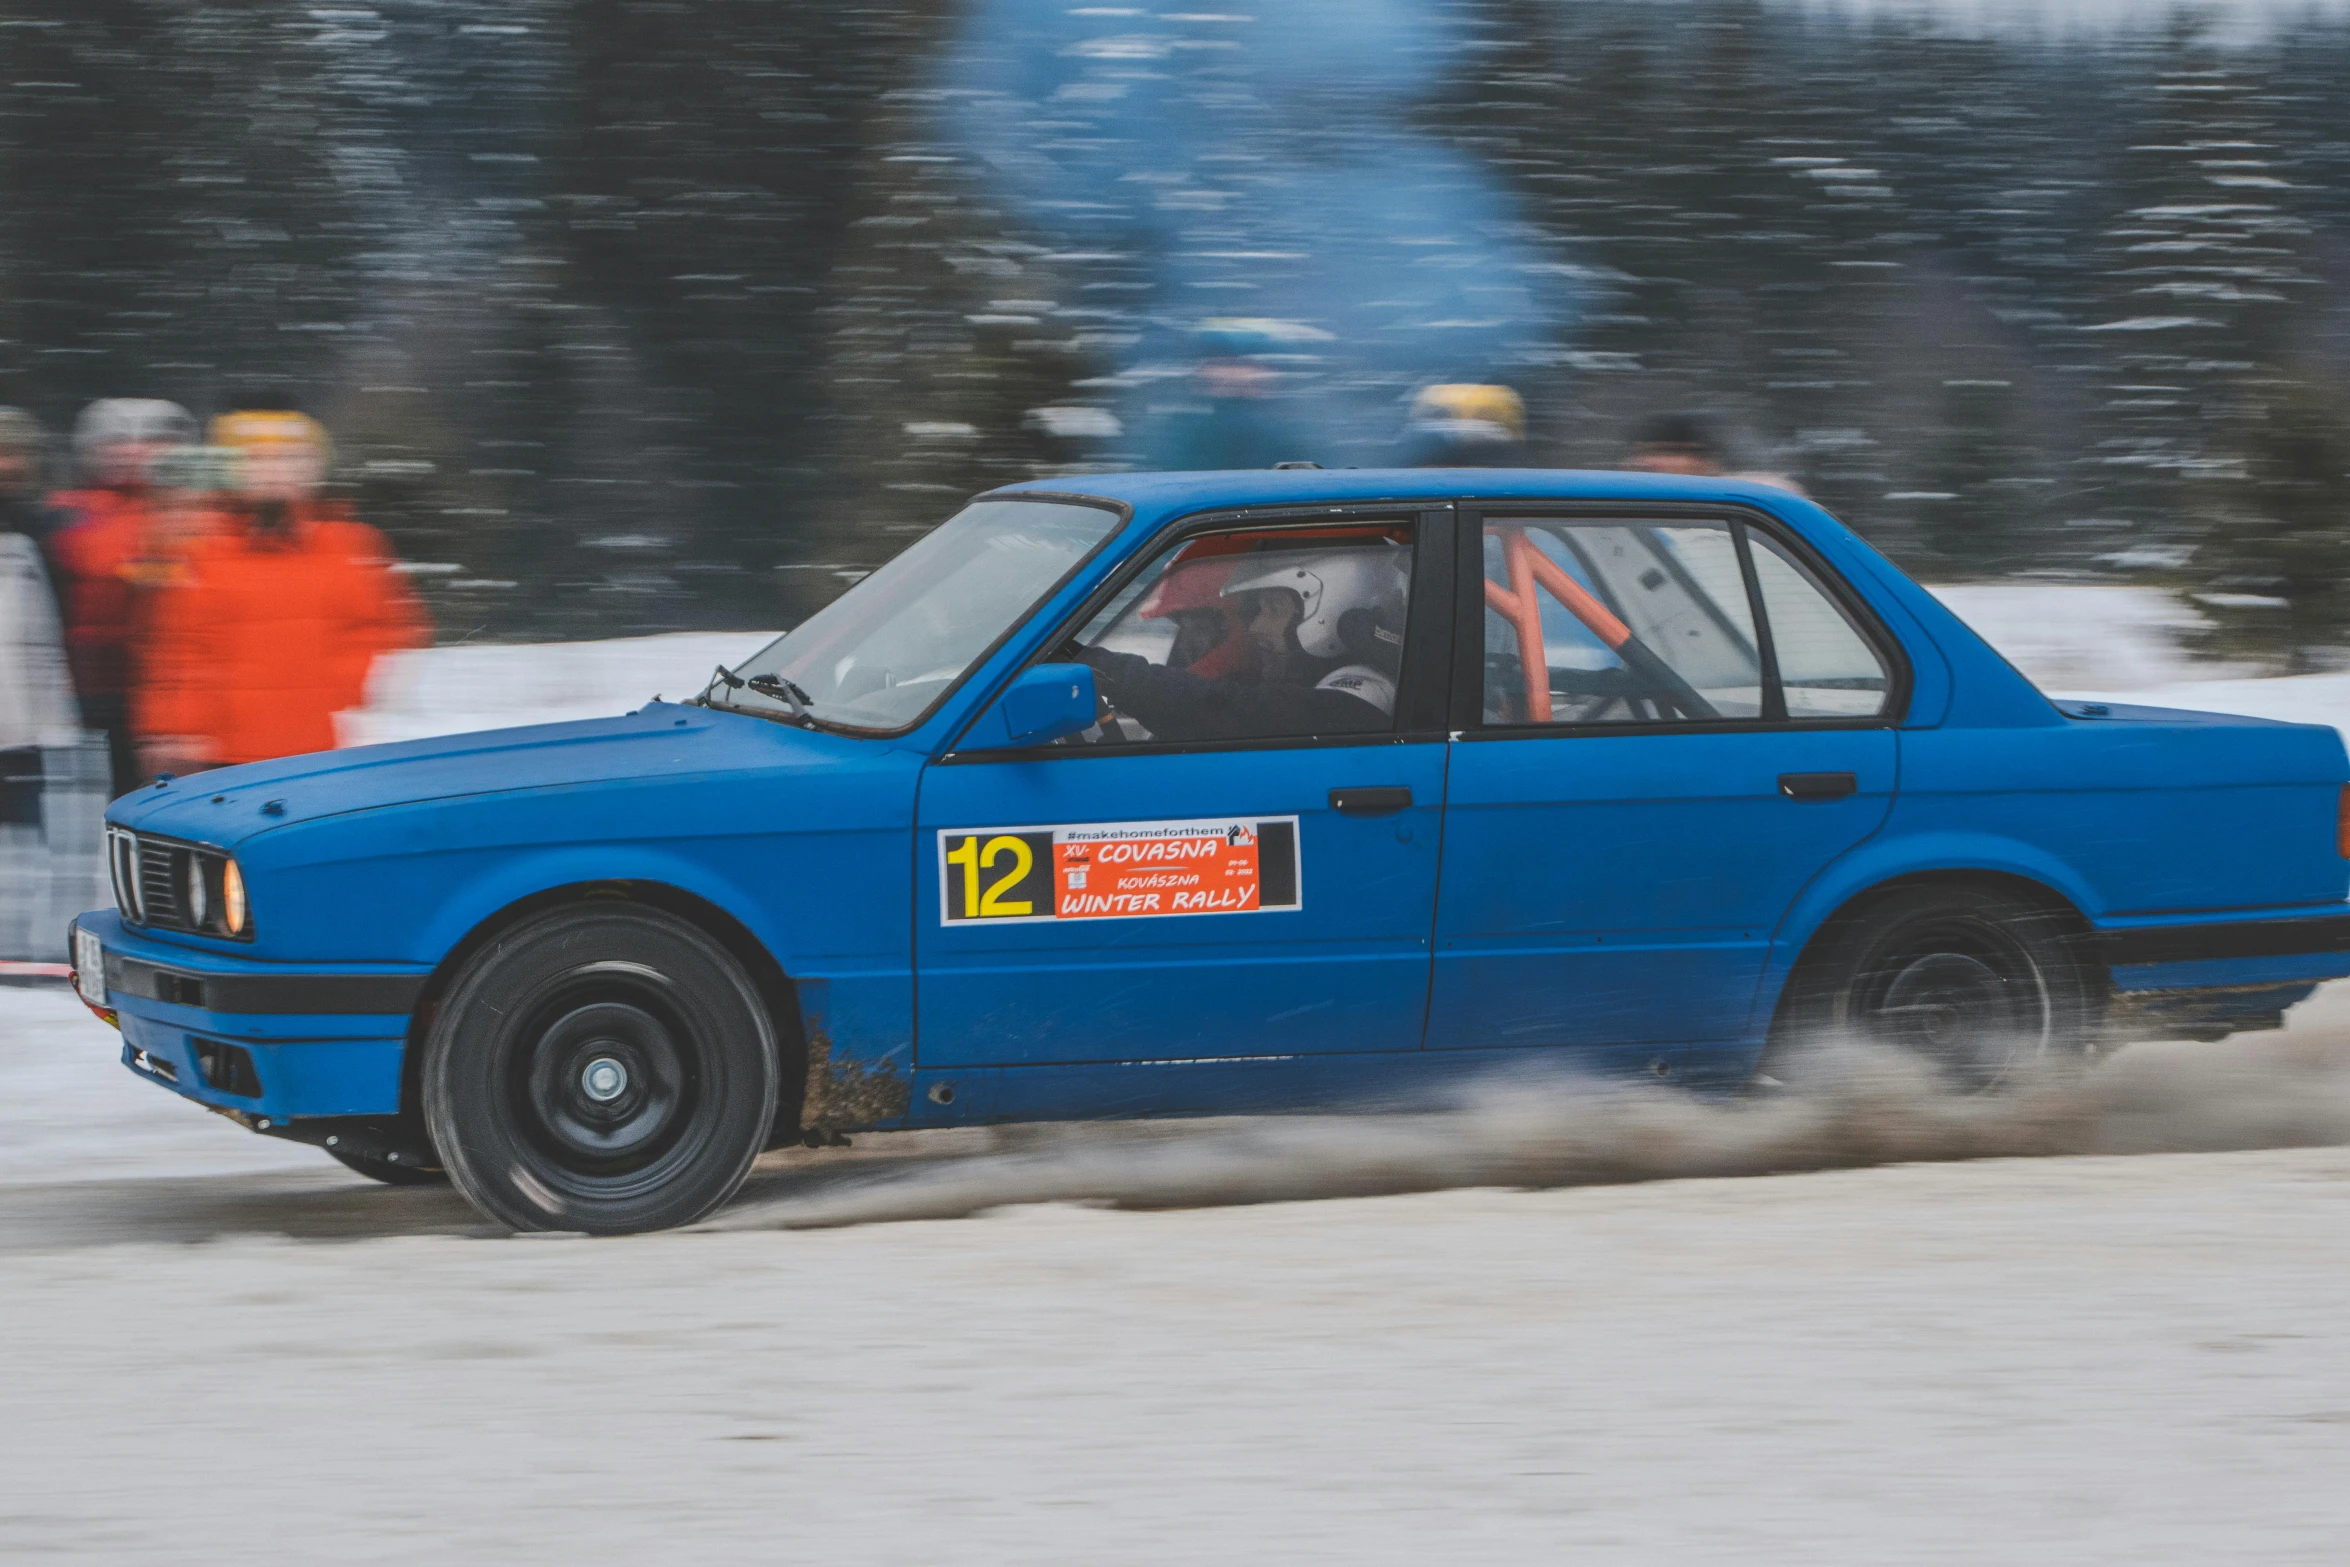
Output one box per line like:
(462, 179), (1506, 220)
(1222, 546), (1410, 660)
(74, 398), (197, 457)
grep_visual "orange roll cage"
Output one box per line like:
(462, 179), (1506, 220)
(1480, 525), (1633, 724)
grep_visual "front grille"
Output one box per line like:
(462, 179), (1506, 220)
(136, 838), (182, 926)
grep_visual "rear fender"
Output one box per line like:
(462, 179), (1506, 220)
(1757, 829), (2102, 1021)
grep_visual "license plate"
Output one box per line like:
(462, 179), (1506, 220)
(72, 925), (107, 1007)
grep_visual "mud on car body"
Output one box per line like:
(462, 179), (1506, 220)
(72, 470), (2350, 1232)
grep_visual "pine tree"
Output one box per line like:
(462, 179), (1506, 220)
(2182, 366), (2350, 673)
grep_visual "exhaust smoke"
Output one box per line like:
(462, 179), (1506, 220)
(934, 0), (1581, 462)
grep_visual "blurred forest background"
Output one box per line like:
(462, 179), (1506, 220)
(5, 0), (2350, 656)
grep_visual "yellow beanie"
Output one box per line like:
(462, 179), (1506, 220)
(209, 410), (333, 467)
(1409, 384), (1526, 439)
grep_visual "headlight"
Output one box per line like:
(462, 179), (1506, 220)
(183, 851), (210, 927)
(222, 857), (248, 936)
(108, 828), (141, 922)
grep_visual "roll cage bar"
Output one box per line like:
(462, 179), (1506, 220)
(1481, 524), (1720, 724)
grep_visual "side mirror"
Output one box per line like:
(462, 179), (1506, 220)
(982, 662), (1097, 750)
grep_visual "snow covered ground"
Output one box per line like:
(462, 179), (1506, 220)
(338, 628), (777, 748)
(2, 1144), (2348, 1564)
(1928, 582), (2222, 692)
(6, 972), (2350, 1561)
(0, 986), (320, 1186)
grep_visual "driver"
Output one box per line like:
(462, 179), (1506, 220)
(1078, 546), (1409, 742)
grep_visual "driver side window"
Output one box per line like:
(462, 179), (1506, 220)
(1055, 522), (1416, 747)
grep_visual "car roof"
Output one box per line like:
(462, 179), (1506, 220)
(983, 467), (1808, 516)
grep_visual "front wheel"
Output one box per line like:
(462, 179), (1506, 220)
(421, 904), (780, 1234)
(1768, 883), (2102, 1091)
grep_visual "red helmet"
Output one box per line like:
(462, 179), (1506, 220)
(1136, 547), (1250, 677)
(1137, 553), (1238, 619)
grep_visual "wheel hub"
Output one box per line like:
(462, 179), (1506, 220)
(1864, 937), (2050, 1087)
(581, 1055), (629, 1103)
(1883, 952), (2004, 1049)
(518, 998), (692, 1173)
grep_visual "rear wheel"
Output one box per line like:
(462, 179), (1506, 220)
(422, 904), (779, 1234)
(1769, 883), (2101, 1091)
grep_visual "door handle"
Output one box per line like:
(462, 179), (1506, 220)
(1330, 786), (1413, 817)
(1778, 771), (1858, 801)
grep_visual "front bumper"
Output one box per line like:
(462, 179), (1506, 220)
(69, 911), (425, 1121)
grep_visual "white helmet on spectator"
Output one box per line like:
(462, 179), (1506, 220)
(1223, 546), (1410, 661)
(74, 399), (197, 482)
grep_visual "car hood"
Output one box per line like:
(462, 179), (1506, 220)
(109, 702), (854, 849)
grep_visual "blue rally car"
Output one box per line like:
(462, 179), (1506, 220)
(70, 470), (2350, 1231)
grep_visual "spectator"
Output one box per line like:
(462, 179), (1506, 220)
(136, 412), (428, 775)
(0, 408), (63, 554)
(118, 445), (238, 766)
(0, 410), (78, 827)
(124, 444), (237, 595)
(46, 398), (198, 796)
(1625, 411), (1730, 476)
(1400, 383), (1526, 467)
(1625, 411), (1807, 495)
(1137, 319), (1320, 471)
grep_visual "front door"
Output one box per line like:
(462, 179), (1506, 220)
(1430, 509), (1901, 1053)
(917, 511), (1452, 1071)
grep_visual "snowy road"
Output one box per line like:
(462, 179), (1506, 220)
(6, 986), (2350, 1561)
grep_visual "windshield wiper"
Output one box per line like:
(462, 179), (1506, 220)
(706, 664), (818, 727)
(747, 673), (815, 718)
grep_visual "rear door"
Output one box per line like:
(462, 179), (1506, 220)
(916, 508), (1455, 1068)
(1430, 508), (1902, 1053)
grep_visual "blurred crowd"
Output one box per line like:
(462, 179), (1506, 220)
(0, 400), (427, 814)
(1144, 325), (1803, 492)
(0, 371), (1791, 817)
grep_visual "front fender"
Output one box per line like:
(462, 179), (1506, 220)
(410, 844), (796, 970)
(213, 753), (926, 1117)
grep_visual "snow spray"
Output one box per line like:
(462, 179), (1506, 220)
(704, 1035), (2350, 1231)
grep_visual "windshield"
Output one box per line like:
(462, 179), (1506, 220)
(710, 497), (1123, 733)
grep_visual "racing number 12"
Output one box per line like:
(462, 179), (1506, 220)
(946, 833), (1036, 918)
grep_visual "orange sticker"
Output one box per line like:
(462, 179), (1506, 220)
(939, 816), (1300, 923)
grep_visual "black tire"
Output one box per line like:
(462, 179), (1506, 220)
(1768, 883), (2103, 1091)
(421, 904), (779, 1234)
(326, 1146), (448, 1186)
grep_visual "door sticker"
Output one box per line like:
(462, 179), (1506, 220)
(939, 815), (1300, 924)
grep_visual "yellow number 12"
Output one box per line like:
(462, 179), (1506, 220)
(946, 834), (1035, 918)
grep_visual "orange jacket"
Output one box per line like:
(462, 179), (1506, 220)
(135, 505), (430, 764)
(45, 487), (156, 700)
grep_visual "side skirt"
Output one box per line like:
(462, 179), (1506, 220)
(897, 1039), (1763, 1129)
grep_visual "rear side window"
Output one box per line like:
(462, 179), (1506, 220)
(1747, 532), (1893, 719)
(1478, 517), (1890, 727)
